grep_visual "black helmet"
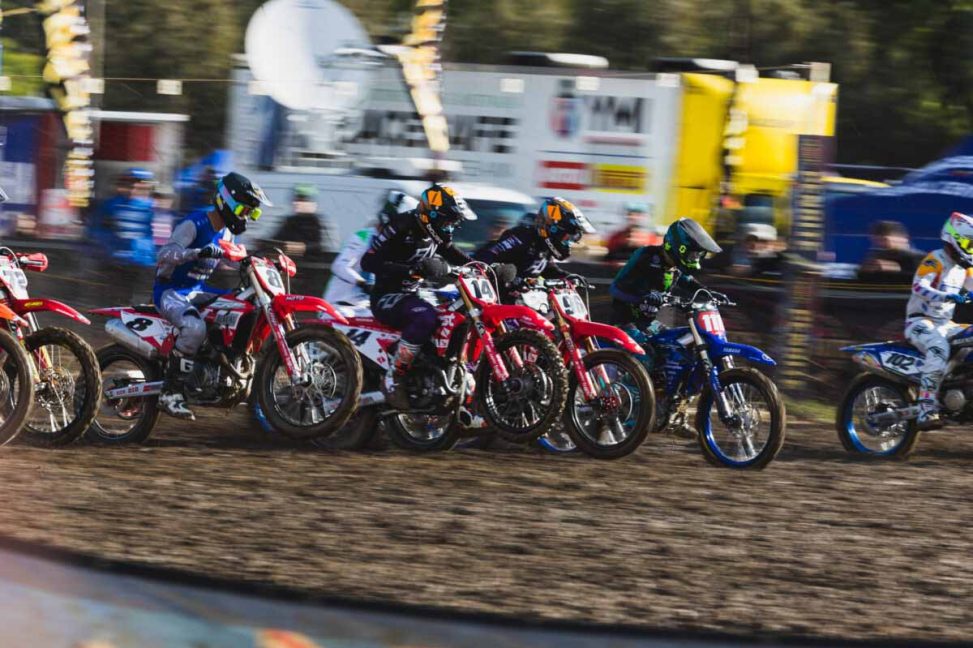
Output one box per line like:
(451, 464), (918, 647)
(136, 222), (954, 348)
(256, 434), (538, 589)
(214, 172), (272, 235)
(536, 197), (596, 261)
(663, 218), (722, 271)
(417, 184), (476, 244)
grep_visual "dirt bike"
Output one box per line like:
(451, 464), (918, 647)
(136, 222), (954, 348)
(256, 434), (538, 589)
(88, 240), (362, 444)
(633, 289), (786, 469)
(516, 275), (655, 459)
(835, 327), (973, 458)
(0, 248), (100, 446)
(320, 262), (569, 452)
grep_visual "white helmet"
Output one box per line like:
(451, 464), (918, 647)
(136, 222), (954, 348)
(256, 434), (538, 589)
(942, 211), (973, 268)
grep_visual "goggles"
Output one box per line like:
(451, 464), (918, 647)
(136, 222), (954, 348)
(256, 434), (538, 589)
(220, 184), (263, 222)
(948, 222), (973, 254)
(685, 250), (705, 268)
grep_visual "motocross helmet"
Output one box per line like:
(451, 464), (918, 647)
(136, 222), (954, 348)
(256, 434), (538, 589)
(214, 172), (273, 236)
(379, 189), (420, 226)
(536, 197), (596, 261)
(417, 184), (476, 244)
(942, 211), (973, 268)
(663, 218), (722, 271)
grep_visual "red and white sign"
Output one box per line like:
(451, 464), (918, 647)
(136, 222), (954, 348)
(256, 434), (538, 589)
(538, 161), (588, 191)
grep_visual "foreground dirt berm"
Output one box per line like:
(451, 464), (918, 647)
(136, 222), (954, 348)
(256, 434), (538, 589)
(0, 412), (969, 642)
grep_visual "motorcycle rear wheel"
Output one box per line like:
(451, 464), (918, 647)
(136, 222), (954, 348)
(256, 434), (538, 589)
(836, 373), (921, 459)
(477, 329), (568, 444)
(386, 411), (460, 451)
(86, 344), (160, 445)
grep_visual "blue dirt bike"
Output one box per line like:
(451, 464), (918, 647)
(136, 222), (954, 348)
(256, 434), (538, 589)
(630, 288), (786, 469)
(835, 326), (973, 458)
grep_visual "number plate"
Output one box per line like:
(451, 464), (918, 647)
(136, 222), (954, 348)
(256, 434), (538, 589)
(879, 351), (921, 375)
(255, 261), (285, 296)
(697, 310), (726, 337)
(520, 289), (549, 314)
(555, 290), (587, 319)
(465, 275), (498, 304)
(0, 262), (28, 299)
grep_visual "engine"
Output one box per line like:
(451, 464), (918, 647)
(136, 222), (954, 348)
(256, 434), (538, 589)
(404, 355), (465, 413)
(183, 350), (252, 405)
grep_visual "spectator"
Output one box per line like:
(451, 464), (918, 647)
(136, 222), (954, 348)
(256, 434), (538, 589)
(731, 223), (786, 277)
(857, 220), (924, 280)
(263, 184), (334, 259)
(94, 168), (157, 266)
(151, 187), (177, 247)
(604, 202), (660, 261)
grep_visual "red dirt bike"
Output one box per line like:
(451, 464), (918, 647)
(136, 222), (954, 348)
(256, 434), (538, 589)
(0, 248), (101, 446)
(320, 262), (569, 452)
(515, 275), (655, 459)
(88, 240), (362, 444)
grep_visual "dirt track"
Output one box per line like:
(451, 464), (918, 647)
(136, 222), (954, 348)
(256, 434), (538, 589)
(0, 411), (969, 643)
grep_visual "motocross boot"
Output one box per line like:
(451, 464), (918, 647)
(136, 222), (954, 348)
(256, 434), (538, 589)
(158, 351), (196, 421)
(383, 341), (419, 411)
(916, 397), (943, 431)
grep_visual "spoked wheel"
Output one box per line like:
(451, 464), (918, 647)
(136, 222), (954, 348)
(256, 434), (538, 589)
(86, 344), (160, 445)
(695, 367), (785, 469)
(387, 412), (460, 452)
(836, 373), (920, 459)
(564, 349), (655, 459)
(20, 327), (102, 447)
(0, 328), (35, 446)
(477, 329), (568, 444)
(255, 326), (362, 441)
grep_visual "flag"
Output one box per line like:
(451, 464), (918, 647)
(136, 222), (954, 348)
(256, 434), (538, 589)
(395, 0), (449, 154)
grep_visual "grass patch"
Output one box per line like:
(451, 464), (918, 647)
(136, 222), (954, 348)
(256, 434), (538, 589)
(784, 397), (834, 424)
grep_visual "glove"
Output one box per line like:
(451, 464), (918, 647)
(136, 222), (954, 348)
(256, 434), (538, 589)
(946, 292), (969, 304)
(357, 280), (373, 295)
(198, 243), (224, 259)
(491, 263), (518, 287)
(643, 291), (665, 308)
(415, 256), (450, 280)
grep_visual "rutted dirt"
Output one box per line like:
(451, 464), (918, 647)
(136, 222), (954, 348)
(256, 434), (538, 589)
(0, 413), (969, 643)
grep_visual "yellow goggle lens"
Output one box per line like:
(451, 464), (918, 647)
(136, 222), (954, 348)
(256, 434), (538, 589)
(233, 203), (262, 221)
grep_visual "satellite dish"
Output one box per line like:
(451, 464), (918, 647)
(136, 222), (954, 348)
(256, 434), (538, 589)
(245, 0), (380, 113)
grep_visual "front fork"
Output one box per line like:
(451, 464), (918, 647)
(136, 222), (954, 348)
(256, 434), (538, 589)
(266, 305), (304, 382)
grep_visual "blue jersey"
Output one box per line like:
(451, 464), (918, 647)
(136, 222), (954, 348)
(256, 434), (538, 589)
(153, 209), (233, 303)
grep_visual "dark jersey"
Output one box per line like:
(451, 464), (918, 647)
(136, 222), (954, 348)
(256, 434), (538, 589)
(473, 226), (566, 281)
(610, 245), (702, 303)
(360, 210), (470, 295)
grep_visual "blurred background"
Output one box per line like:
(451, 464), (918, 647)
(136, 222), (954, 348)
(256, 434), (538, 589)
(0, 0), (970, 399)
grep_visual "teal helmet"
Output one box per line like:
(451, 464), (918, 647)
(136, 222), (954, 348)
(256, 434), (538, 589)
(663, 218), (722, 271)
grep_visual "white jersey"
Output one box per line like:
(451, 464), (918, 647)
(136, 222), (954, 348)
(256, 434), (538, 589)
(906, 249), (973, 322)
(324, 227), (375, 314)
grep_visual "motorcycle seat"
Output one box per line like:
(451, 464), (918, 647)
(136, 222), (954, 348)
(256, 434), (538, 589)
(345, 316), (398, 334)
(131, 304), (159, 315)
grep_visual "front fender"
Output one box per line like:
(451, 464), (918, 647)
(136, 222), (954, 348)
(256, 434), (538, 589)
(567, 317), (645, 354)
(481, 303), (554, 332)
(272, 294), (349, 325)
(712, 339), (777, 366)
(13, 298), (90, 325)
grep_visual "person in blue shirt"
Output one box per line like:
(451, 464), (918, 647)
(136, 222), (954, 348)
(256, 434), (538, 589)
(153, 172), (272, 420)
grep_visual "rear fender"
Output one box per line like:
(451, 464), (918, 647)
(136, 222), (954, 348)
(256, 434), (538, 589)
(272, 294), (349, 325)
(566, 317), (645, 354)
(480, 302), (554, 332)
(13, 298), (90, 325)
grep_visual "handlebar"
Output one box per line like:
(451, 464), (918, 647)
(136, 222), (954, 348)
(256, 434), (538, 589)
(663, 288), (735, 310)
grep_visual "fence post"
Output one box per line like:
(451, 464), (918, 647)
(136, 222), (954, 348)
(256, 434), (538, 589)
(778, 135), (831, 396)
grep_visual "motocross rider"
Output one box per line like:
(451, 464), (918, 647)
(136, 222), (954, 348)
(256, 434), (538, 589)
(610, 217), (722, 338)
(473, 197), (595, 298)
(360, 183), (476, 410)
(904, 211), (973, 430)
(323, 190), (419, 319)
(154, 172), (272, 420)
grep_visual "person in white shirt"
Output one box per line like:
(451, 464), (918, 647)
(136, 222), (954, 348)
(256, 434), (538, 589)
(323, 190), (419, 318)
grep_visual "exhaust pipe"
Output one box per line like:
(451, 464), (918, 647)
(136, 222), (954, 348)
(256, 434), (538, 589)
(105, 319), (159, 359)
(457, 407), (474, 428)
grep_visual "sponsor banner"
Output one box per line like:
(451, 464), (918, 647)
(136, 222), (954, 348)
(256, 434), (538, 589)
(538, 161), (587, 191)
(591, 164), (646, 194)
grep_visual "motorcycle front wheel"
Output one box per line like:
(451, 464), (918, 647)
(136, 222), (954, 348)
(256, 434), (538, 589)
(21, 327), (102, 447)
(836, 373), (920, 459)
(564, 349), (655, 459)
(477, 329), (568, 444)
(386, 411), (460, 452)
(255, 326), (363, 441)
(0, 328), (35, 446)
(695, 367), (785, 469)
